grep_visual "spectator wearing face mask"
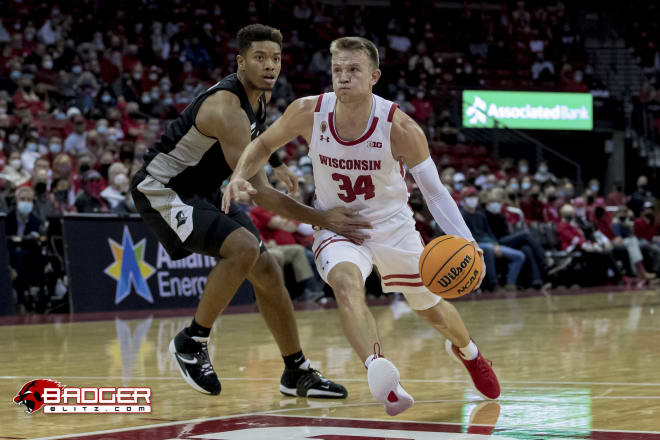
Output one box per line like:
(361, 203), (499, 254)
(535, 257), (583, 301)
(31, 166), (58, 222)
(75, 170), (110, 213)
(49, 177), (77, 215)
(520, 183), (545, 222)
(460, 186), (526, 292)
(64, 115), (88, 155)
(100, 163), (129, 208)
(634, 204), (660, 243)
(587, 178), (601, 196)
(516, 159), (531, 179)
(0, 151), (31, 187)
(20, 135), (42, 173)
(44, 136), (63, 163)
(534, 161), (556, 183)
(485, 188), (549, 289)
(557, 204), (624, 287)
(628, 175), (655, 217)
(452, 172), (466, 196)
(610, 205), (658, 282)
(5, 186), (45, 313)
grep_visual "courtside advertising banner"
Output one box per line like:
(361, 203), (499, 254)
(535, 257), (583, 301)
(463, 90), (593, 130)
(0, 214), (13, 315)
(62, 215), (254, 313)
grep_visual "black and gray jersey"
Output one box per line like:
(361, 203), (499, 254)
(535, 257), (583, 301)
(140, 73), (267, 197)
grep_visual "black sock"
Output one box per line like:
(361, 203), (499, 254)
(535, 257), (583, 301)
(283, 351), (306, 370)
(186, 319), (211, 338)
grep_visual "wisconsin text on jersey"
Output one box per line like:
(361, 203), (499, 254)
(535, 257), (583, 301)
(318, 154), (382, 171)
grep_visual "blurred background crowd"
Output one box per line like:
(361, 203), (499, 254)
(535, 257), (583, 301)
(0, 0), (658, 314)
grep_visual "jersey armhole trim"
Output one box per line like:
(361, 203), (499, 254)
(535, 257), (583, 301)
(387, 103), (398, 123)
(314, 94), (324, 112)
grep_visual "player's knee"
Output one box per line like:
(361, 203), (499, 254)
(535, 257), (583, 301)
(252, 255), (284, 290)
(328, 274), (364, 306)
(221, 229), (260, 267)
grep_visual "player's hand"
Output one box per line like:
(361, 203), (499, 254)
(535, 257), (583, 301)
(222, 178), (257, 213)
(271, 164), (299, 196)
(473, 244), (486, 291)
(322, 207), (372, 244)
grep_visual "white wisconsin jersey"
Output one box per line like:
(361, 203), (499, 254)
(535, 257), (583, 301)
(309, 92), (408, 222)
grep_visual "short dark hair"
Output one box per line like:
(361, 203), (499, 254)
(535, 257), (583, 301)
(330, 37), (379, 69)
(237, 24), (283, 54)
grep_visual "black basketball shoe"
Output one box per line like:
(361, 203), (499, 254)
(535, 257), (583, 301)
(280, 360), (348, 398)
(169, 329), (221, 395)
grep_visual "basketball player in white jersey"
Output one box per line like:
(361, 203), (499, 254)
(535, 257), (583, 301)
(223, 37), (500, 415)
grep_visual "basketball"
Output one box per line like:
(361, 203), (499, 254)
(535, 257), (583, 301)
(419, 235), (482, 299)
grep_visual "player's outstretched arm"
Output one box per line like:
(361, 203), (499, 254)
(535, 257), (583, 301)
(221, 97), (316, 213)
(391, 109), (486, 290)
(249, 170), (371, 244)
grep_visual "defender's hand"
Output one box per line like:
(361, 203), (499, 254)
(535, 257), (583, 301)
(222, 178), (257, 213)
(272, 164), (299, 196)
(322, 207), (372, 244)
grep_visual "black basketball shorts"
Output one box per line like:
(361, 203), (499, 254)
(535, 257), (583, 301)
(131, 169), (264, 260)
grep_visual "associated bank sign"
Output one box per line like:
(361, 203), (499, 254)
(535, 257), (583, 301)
(463, 90), (592, 130)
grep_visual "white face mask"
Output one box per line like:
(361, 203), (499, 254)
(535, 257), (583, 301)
(50, 143), (62, 154)
(10, 159), (22, 169)
(18, 201), (33, 215)
(465, 197), (479, 208)
(538, 165), (548, 173)
(520, 166), (528, 174)
(42, 60), (53, 70)
(521, 181), (531, 190)
(487, 202), (501, 213)
(26, 142), (37, 152)
(72, 65), (82, 74)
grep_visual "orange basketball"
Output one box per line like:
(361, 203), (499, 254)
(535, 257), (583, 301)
(418, 235), (482, 299)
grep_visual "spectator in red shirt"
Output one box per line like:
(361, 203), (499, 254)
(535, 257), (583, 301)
(557, 204), (623, 286)
(606, 183), (626, 207)
(520, 183), (545, 222)
(249, 205), (325, 302)
(634, 204), (659, 243)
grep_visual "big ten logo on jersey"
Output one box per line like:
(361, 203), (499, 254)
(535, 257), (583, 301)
(368, 141), (383, 149)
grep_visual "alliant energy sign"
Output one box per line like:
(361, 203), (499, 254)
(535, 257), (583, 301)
(463, 90), (593, 130)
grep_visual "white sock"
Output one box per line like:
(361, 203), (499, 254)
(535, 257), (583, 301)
(365, 354), (377, 369)
(459, 340), (478, 360)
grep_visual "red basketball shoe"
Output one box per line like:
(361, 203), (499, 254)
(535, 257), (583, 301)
(445, 339), (500, 399)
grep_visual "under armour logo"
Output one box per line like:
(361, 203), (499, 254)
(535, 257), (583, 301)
(175, 210), (187, 228)
(320, 135), (330, 143)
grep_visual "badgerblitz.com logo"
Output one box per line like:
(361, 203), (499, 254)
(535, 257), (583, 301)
(13, 379), (151, 414)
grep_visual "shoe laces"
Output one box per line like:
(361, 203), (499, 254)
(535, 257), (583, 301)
(197, 341), (214, 376)
(373, 342), (383, 360)
(475, 355), (493, 376)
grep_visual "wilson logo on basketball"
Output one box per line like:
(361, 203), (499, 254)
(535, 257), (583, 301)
(437, 255), (472, 288)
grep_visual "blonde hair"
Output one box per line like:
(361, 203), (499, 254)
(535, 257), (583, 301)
(330, 37), (379, 69)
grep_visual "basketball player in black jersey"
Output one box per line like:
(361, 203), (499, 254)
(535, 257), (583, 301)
(131, 24), (370, 397)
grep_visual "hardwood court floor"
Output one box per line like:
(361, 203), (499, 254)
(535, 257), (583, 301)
(1, 288), (659, 439)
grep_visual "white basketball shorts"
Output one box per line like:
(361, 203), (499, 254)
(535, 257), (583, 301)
(312, 206), (441, 310)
